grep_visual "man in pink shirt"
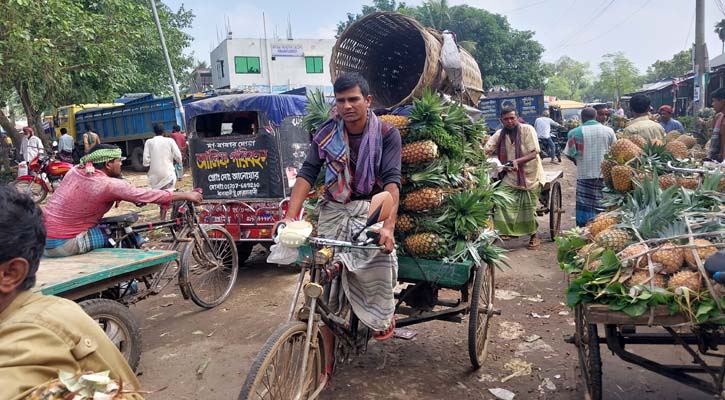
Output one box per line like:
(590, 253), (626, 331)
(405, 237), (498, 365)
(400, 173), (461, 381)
(43, 144), (202, 257)
(169, 124), (187, 152)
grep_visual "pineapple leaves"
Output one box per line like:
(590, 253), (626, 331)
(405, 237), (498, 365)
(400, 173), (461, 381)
(301, 89), (332, 133)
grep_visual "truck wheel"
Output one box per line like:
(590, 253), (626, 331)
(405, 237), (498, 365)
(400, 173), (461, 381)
(129, 146), (146, 172)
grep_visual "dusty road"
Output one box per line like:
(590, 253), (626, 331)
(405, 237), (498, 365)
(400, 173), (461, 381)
(118, 164), (712, 400)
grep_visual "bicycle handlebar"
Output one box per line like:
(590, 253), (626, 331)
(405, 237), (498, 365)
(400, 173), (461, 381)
(274, 222), (384, 250)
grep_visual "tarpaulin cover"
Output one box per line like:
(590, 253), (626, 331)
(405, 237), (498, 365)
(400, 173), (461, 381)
(184, 93), (308, 126)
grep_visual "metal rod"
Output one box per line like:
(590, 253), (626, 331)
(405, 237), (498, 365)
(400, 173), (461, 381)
(288, 268), (306, 321)
(296, 297), (317, 400)
(396, 304), (468, 328)
(149, 0), (185, 128)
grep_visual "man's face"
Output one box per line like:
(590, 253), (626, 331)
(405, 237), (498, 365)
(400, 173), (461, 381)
(334, 86), (371, 125)
(713, 98), (725, 113)
(500, 111), (519, 130)
(105, 158), (123, 178)
(659, 110), (672, 121)
(596, 108), (609, 123)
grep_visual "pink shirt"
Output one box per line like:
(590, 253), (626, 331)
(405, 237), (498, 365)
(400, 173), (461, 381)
(43, 167), (173, 239)
(170, 131), (187, 150)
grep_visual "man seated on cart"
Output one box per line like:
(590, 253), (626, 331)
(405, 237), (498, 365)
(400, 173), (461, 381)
(0, 185), (142, 399)
(43, 144), (203, 257)
(485, 107), (545, 250)
(281, 73), (401, 348)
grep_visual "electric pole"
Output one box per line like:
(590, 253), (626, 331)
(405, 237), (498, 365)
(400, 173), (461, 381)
(150, 0), (185, 128)
(694, 0), (708, 112)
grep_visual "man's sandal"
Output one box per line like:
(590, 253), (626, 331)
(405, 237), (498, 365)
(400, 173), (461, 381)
(527, 237), (541, 250)
(373, 317), (396, 341)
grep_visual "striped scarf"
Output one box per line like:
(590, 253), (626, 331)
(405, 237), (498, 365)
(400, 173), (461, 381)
(496, 125), (527, 188)
(313, 110), (382, 203)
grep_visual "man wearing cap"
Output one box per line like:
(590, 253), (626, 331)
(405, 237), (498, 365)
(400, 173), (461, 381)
(42, 144), (202, 257)
(658, 105), (684, 134)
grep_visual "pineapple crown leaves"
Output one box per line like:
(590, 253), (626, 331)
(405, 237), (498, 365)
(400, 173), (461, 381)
(620, 173), (688, 239)
(409, 88), (445, 129)
(436, 190), (493, 238)
(301, 89), (332, 133)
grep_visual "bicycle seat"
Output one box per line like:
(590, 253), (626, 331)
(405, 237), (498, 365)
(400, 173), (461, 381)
(99, 213), (139, 225)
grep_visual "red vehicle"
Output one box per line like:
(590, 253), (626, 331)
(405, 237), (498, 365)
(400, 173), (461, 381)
(183, 93), (311, 262)
(13, 149), (73, 203)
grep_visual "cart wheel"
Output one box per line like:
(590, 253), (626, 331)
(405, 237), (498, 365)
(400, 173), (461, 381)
(180, 226), (239, 308)
(79, 298), (141, 371)
(239, 321), (325, 400)
(468, 262), (495, 370)
(574, 304), (602, 400)
(548, 181), (562, 241)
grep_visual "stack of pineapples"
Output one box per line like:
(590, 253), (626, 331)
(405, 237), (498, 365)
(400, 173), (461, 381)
(379, 89), (499, 260)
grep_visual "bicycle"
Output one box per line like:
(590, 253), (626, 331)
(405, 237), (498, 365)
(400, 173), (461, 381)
(99, 198), (239, 309)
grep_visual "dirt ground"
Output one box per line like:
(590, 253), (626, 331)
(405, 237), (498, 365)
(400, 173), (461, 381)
(116, 164), (713, 400)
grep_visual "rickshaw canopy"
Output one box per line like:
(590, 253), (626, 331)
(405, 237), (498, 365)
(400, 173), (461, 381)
(184, 93), (308, 125)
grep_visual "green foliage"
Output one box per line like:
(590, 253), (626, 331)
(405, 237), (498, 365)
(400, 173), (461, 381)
(301, 89), (332, 133)
(590, 52), (641, 103)
(408, 89), (464, 159)
(336, 0), (411, 35)
(543, 56), (592, 101)
(643, 49), (692, 83)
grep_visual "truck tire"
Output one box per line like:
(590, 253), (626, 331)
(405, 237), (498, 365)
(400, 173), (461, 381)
(129, 146), (146, 172)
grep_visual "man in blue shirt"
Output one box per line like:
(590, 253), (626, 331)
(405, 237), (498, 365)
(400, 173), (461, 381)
(658, 105), (685, 134)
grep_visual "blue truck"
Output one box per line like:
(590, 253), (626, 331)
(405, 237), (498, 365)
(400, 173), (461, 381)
(478, 90), (545, 130)
(73, 93), (203, 171)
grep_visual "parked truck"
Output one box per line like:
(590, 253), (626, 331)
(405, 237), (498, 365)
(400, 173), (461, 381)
(70, 93), (205, 171)
(478, 89), (545, 130)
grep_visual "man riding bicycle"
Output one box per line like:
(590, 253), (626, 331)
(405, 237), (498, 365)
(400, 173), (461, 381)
(43, 144), (202, 257)
(280, 73), (401, 347)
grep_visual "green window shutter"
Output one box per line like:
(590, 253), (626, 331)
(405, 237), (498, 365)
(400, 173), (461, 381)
(234, 56), (261, 74)
(305, 56), (323, 74)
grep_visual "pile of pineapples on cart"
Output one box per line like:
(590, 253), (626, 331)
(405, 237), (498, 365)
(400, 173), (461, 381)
(303, 89), (509, 263)
(558, 129), (725, 322)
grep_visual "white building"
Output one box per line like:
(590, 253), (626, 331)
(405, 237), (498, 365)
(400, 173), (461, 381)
(210, 37), (336, 93)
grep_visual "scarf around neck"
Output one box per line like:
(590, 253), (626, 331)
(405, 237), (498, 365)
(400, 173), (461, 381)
(313, 110), (382, 203)
(496, 125), (527, 188)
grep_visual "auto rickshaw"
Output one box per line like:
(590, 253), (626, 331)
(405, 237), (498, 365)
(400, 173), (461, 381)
(184, 93), (310, 262)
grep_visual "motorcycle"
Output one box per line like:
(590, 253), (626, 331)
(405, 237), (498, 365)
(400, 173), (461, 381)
(13, 141), (73, 203)
(538, 131), (563, 162)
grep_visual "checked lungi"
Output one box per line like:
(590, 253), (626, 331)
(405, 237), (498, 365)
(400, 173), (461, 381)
(576, 178), (604, 227)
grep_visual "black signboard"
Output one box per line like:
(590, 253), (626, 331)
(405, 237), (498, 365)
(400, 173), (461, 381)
(190, 134), (283, 199)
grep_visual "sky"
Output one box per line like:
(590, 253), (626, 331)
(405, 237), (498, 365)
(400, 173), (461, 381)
(165, 0), (725, 76)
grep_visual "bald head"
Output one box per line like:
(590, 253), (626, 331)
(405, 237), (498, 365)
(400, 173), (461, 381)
(581, 107), (597, 122)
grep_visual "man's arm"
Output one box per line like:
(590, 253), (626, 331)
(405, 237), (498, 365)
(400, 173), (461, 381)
(142, 141), (151, 167)
(83, 133), (90, 153)
(171, 141), (182, 164)
(379, 182), (399, 254)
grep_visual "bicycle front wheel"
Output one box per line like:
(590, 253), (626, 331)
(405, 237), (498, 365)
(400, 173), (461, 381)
(180, 225), (238, 308)
(239, 321), (325, 400)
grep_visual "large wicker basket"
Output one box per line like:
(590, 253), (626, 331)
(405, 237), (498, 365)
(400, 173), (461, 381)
(330, 12), (483, 109)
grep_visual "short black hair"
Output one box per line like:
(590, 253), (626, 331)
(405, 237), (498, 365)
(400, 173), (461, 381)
(172, 124), (181, 132)
(630, 94), (651, 114)
(0, 185), (46, 291)
(592, 104), (608, 111)
(60, 128), (67, 135)
(712, 87), (725, 100)
(89, 144), (122, 170)
(581, 107), (597, 121)
(333, 73), (370, 97)
(153, 123), (165, 136)
(85, 123), (93, 131)
(500, 107), (516, 117)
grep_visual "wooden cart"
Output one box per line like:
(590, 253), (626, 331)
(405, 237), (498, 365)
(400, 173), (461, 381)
(571, 303), (725, 399)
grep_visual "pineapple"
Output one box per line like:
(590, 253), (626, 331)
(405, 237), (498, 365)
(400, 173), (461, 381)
(379, 114), (410, 137)
(677, 176), (700, 190)
(587, 259), (603, 272)
(626, 270), (666, 288)
(302, 89), (333, 133)
(594, 228), (631, 252)
(665, 141), (688, 159)
(667, 270), (702, 292)
(396, 214), (416, 233)
(611, 165), (634, 193)
(619, 243), (648, 268)
(650, 243), (684, 274)
(684, 239), (717, 268)
(658, 174), (678, 190)
(610, 139), (642, 162)
(589, 213), (618, 237)
(628, 134), (646, 148)
(601, 159), (618, 186)
(676, 135), (697, 149)
(403, 187), (446, 212)
(401, 140), (439, 164)
(404, 232), (447, 258)
(665, 131), (681, 143)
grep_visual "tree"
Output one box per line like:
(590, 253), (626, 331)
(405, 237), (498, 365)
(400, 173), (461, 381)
(644, 49), (692, 82)
(716, 19), (725, 54)
(336, 0), (410, 35)
(543, 56), (592, 100)
(0, 0), (194, 144)
(594, 52), (641, 103)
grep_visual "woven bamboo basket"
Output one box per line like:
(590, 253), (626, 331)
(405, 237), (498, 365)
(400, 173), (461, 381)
(330, 12), (483, 109)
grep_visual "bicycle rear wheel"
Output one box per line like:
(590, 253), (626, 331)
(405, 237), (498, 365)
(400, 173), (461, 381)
(239, 321), (325, 400)
(180, 225), (238, 308)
